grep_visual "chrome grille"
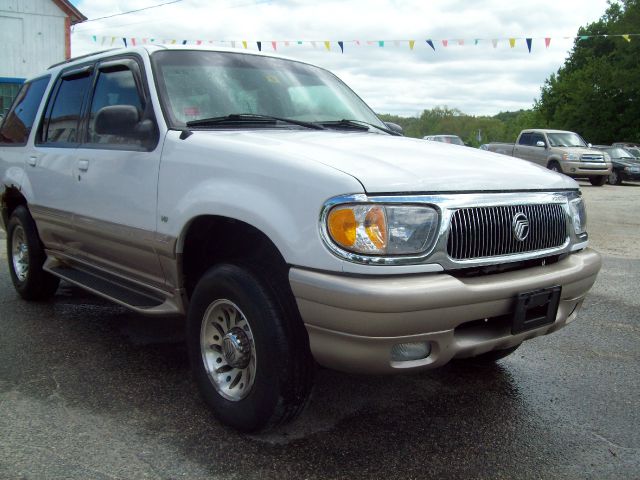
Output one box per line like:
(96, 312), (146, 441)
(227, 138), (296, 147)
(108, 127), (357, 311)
(580, 154), (604, 162)
(447, 204), (567, 260)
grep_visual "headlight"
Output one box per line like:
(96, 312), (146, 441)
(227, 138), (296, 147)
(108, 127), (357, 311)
(568, 197), (587, 235)
(327, 204), (439, 255)
(562, 153), (579, 161)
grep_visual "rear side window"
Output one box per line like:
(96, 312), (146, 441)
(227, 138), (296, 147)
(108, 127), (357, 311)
(87, 68), (144, 147)
(0, 76), (50, 145)
(41, 72), (92, 145)
(518, 133), (532, 146)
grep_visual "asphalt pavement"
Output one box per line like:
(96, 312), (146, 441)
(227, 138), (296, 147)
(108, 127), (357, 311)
(0, 182), (638, 479)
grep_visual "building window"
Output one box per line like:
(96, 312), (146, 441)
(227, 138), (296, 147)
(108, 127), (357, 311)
(0, 79), (25, 119)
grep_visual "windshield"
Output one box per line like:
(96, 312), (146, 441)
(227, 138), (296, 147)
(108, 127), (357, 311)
(606, 148), (635, 159)
(546, 132), (587, 147)
(625, 147), (640, 158)
(440, 136), (464, 146)
(151, 50), (385, 129)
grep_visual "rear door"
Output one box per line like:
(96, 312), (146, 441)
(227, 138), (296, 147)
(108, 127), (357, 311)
(30, 67), (94, 253)
(71, 56), (165, 288)
(513, 132), (534, 162)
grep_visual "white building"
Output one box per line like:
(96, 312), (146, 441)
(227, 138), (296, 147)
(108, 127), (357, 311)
(0, 0), (85, 115)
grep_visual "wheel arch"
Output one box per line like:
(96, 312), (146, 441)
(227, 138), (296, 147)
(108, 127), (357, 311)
(178, 214), (291, 298)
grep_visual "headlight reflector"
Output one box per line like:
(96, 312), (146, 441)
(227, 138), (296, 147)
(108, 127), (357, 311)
(327, 204), (439, 255)
(562, 153), (579, 161)
(568, 197), (587, 235)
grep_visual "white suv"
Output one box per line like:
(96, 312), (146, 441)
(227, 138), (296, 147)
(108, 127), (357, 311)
(0, 46), (601, 431)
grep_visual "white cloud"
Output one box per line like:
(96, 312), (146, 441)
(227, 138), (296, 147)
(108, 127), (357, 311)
(71, 0), (611, 116)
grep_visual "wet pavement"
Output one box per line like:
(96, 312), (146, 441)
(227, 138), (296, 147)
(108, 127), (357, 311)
(0, 183), (639, 479)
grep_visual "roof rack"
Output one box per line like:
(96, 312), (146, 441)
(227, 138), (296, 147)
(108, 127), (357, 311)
(48, 48), (120, 69)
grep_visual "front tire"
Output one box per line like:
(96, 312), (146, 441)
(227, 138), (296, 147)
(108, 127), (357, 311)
(460, 344), (521, 364)
(589, 175), (607, 186)
(547, 161), (561, 173)
(6, 206), (59, 300)
(608, 170), (622, 185)
(187, 263), (314, 432)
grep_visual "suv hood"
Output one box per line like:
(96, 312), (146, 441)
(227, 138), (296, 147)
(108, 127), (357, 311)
(193, 130), (579, 192)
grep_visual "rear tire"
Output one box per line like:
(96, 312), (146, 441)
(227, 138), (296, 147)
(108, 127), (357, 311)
(187, 263), (314, 432)
(6, 206), (59, 300)
(589, 175), (607, 186)
(460, 344), (520, 364)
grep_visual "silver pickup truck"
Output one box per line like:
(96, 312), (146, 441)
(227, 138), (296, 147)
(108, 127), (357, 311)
(487, 129), (612, 186)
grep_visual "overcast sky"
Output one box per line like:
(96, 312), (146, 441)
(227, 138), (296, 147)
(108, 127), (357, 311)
(70, 0), (611, 117)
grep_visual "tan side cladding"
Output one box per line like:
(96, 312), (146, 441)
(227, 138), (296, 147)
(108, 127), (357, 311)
(290, 248), (601, 338)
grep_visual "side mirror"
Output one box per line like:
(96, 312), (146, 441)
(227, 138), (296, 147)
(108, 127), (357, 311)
(95, 105), (154, 138)
(588, 143), (593, 148)
(536, 140), (546, 148)
(384, 122), (404, 135)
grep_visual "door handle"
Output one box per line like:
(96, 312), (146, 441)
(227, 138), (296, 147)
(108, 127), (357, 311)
(78, 159), (89, 172)
(27, 156), (38, 167)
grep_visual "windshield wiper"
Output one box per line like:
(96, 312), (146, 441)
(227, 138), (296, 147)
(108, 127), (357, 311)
(320, 119), (402, 136)
(186, 113), (326, 130)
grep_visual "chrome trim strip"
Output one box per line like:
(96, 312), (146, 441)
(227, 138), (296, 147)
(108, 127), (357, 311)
(319, 191), (587, 270)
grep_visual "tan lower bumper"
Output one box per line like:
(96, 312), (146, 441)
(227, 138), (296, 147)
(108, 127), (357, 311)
(563, 161), (611, 176)
(290, 249), (601, 374)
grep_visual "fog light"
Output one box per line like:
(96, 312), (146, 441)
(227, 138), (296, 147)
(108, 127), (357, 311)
(391, 342), (431, 362)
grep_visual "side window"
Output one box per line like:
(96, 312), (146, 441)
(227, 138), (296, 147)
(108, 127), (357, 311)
(531, 133), (545, 146)
(42, 73), (92, 145)
(0, 76), (50, 145)
(518, 133), (532, 146)
(87, 68), (144, 146)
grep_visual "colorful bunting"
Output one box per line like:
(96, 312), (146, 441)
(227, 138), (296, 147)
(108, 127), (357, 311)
(86, 34), (638, 54)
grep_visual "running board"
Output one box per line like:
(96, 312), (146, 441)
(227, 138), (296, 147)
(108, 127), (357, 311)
(44, 259), (184, 316)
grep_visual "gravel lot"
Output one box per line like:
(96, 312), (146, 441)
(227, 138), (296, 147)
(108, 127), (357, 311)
(0, 182), (638, 479)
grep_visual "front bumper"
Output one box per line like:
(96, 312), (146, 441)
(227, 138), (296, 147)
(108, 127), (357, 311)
(562, 161), (611, 176)
(290, 248), (601, 374)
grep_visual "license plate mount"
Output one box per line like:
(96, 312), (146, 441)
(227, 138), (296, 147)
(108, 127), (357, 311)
(511, 286), (561, 334)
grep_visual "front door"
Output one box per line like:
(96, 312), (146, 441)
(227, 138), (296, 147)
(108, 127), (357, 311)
(72, 57), (165, 288)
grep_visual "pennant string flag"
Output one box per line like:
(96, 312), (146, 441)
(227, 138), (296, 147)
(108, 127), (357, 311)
(84, 33), (639, 54)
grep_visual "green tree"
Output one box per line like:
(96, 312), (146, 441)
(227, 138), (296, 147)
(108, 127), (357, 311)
(535, 0), (640, 143)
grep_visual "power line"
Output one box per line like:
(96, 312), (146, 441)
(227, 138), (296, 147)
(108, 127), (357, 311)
(82, 0), (184, 23)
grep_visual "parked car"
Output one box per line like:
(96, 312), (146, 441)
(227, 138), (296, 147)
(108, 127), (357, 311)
(612, 142), (640, 149)
(486, 129), (612, 186)
(624, 146), (640, 158)
(423, 134), (465, 146)
(593, 146), (640, 185)
(0, 46), (601, 432)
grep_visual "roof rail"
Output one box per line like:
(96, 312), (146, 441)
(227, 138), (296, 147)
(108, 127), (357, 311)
(48, 48), (120, 69)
